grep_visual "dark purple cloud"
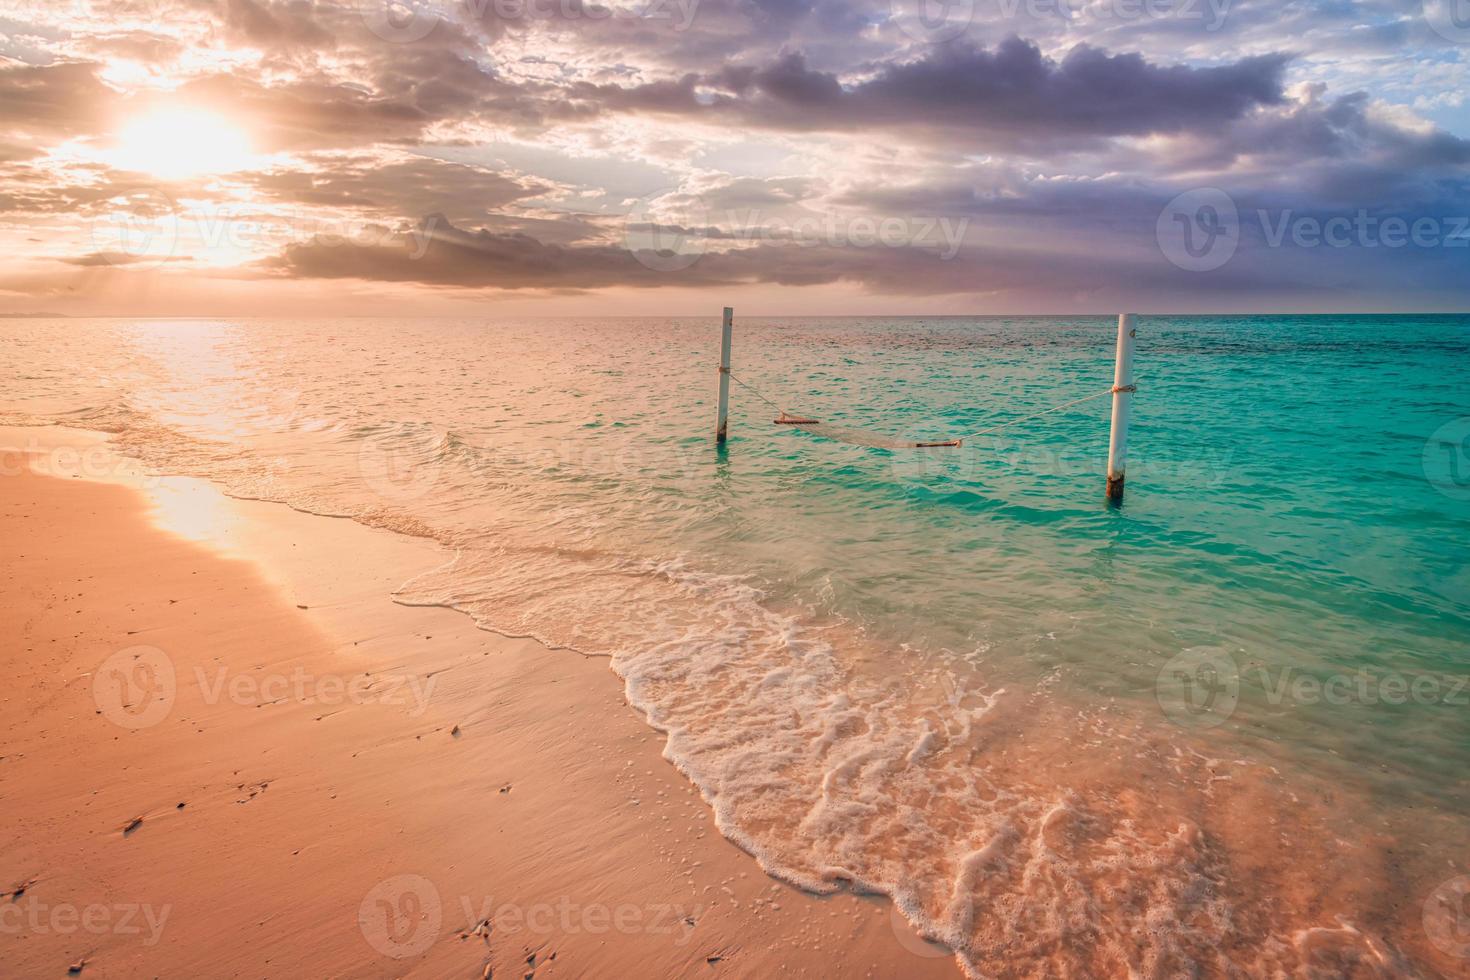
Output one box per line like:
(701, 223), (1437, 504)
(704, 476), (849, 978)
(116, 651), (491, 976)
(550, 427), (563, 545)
(263, 213), (1006, 292)
(3, 0), (1468, 312)
(575, 39), (1290, 148)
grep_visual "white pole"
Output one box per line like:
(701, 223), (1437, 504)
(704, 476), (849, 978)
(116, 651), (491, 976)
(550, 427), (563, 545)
(1106, 313), (1137, 504)
(716, 307), (733, 444)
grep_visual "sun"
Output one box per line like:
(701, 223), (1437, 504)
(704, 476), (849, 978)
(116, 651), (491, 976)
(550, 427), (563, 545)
(110, 108), (254, 180)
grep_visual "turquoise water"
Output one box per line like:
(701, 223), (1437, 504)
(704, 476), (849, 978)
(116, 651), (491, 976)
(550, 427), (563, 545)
(3, 314), (1468, 975)
(718, 316), (1470, 791)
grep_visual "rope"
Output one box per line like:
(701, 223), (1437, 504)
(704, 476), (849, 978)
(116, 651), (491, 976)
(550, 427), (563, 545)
(727, 370), (787, 415)
(724, 369), (1129, 450)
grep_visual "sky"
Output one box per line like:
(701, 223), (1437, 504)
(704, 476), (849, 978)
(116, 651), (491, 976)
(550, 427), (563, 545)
(1, 0), (1468, 316)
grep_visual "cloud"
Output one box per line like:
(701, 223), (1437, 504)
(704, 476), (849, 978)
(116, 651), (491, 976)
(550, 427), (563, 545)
(1, 0), (1468, 313)
(265, 214), (716, 289)
(574, 39), (1291, 149)
(214, 0), (335, 49)
(256, 209), (1283, 299)
(245, 155), (554, 223)
(57, 251), (193, 266)
(0, 61), (114, 138)
(0, 163), (181, 216)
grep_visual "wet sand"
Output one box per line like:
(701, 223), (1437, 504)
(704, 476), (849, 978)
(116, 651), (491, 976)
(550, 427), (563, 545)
(0, 448), (961, 978)
(4, 427), (1468, 979)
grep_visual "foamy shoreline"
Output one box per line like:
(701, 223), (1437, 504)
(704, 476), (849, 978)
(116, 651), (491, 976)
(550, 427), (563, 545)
(6, 423), (1468, 978)
(0, 427), (961, 978)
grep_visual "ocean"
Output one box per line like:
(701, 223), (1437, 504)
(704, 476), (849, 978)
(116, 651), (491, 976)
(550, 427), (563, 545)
(4, 314), (1468, 975)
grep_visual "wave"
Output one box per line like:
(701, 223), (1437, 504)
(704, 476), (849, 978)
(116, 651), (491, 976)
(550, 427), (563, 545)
(4, 401), (1448, 977)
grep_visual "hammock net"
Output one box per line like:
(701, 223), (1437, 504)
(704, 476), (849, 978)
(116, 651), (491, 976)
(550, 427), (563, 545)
(774, 412), (962, 449)
(731, 371), (1122, 451)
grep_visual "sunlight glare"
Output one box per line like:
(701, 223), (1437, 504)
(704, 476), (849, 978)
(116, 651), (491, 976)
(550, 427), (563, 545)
(111, 108), (253, 180)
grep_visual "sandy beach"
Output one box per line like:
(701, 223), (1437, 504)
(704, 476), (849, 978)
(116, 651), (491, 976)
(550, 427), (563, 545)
(1, 312), (1466, 978)
(0, 431), (960, 979)
(5, 0), (1470, 968)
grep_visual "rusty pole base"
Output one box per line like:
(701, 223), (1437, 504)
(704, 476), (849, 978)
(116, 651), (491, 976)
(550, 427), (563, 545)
(1106, 473), (1125, 505)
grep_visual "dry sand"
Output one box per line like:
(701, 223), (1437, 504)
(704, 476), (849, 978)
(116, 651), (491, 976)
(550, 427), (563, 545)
(0, 439), (962, 979)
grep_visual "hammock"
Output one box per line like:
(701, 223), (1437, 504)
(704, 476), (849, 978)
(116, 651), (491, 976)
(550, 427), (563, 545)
(775, 412), (962, 448)
(731, 372), (1121, 450)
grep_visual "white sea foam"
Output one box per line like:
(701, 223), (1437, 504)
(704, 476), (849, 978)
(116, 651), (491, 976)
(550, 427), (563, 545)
(2, 316), (1459, 977)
